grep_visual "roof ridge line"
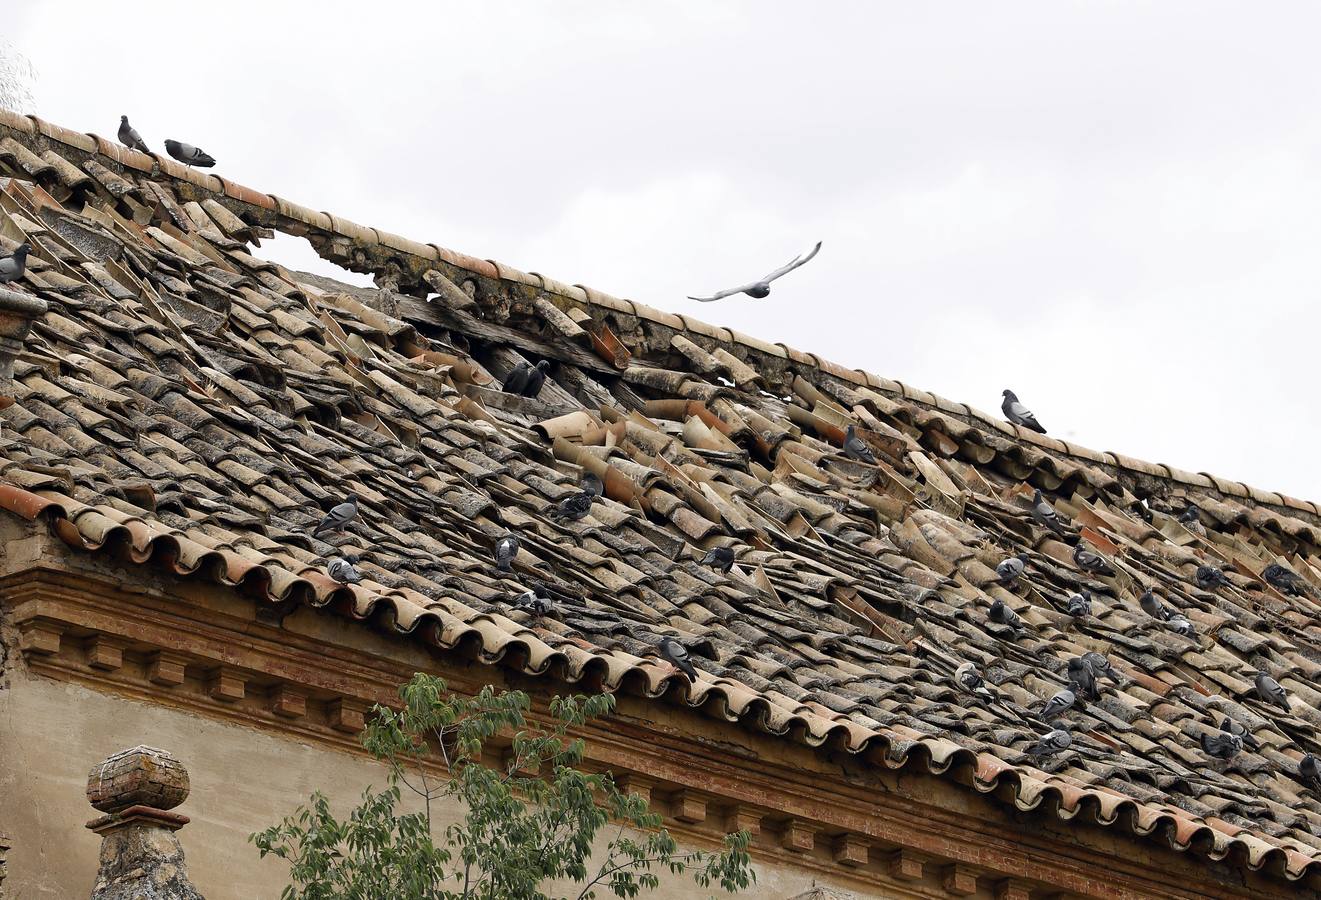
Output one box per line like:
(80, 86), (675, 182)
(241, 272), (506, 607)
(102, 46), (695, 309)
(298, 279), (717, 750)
(1, 109), (1316, 522)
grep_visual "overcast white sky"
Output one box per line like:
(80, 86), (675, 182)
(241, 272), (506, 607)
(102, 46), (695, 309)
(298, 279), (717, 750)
(7, 2), (1319, 501)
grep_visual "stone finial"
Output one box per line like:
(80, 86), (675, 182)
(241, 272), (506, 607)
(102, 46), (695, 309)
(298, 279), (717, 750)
(85, 746), (203, 900)
(0, 285), (46, 388)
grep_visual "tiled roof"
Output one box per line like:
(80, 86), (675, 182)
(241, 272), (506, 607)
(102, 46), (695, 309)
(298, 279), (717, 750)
(2, 112), (1321, 885)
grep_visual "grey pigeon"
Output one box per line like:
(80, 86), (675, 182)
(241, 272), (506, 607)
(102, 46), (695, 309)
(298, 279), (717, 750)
(842, 425), (876, 464)
(1254, 672), (1290, 713)
(1139, 588), (1169, 621)
(1066, 590), (1091, 619)
(1263, 563), (1305, 596)
(521, 360), (552, 398)
(494, 534), (520, 572)
(1195, 565), (1228, 590)
(513, 589), (554, 616)
(988, 598), (1023, 632)
(1067, 657), (1100, 702)
(1177, 503), (1201, 525)
(659, 637), (698, 681)
(1031, 489), (1067, 536)
(1081, 652), (1118, 683)
(1200, 730), (1242, 760)
(1028, 722), (1072, 757)
(1072, 544), (1114, 576)
(700, 546), (736, 573)
(995, 554), (1028, 584)
(1300, 753), (1321, 789)
(1001, 389), (1046, 433)
(551, 491), (594, 521)
(326, 554), (363, 585)
(502, 361), (532, 395)
(117, 115), (149, 152)
(688, 241), (822, 302)
(955, 662), (993, 700)
(581, 472), (604, 497)
(164, 139), (216, 167)
(313, 495), (358, 538)
(1220, 717), (1259, 753)
(1039, 687), (1077, 721)
(0, 242), (30, 285)
(1167, 614), (1196, 637)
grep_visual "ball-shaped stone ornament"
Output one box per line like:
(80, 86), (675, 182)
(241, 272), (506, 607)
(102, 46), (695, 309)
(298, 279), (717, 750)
(86, 746), (190, 814)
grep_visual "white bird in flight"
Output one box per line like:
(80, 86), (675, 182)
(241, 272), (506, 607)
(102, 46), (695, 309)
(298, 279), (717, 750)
(688, 241), (822, 302)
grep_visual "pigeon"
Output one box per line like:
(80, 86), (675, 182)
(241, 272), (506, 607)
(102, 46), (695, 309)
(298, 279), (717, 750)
(1081, 652), (1118, 683)
(1167, 614), (1196, 637)
(581, 472), (604, 497)
(955, 662), (994, 700)
(0, 242), (30, 285)
(117, 115), (149, 152)
(659, 637), (698, 681)
(1066, 590), (1091, 619)
(1031, 489), (1067, 536)
(1195, 565), (1228, 590)
(503, 360), (552, 398)
(1254, 672), (1290, 713)
(513, 589), (554, 616)
(842, 425), (876, 464)
(995, 555), (1028, 584)
(1028, 722), (1072, 757)
(1066, 657), (1100, 702)
(1039, 687), (1077, 721)
(312, 495), (358, 538)
(552, 491), (594, 521)
(700, 546), (736, 574)
(1263, 563), (1306, 596)
(1200, 730), (1242, 760)
(688, 241), (822, 302)
(1220, 717), (1259, 753)
(164, 139), (216, 167)
(494, 534), (520, 572)
(521, 360), (551, 398)
(1177, 504), (1201, 525)
(326, 554), (363, 584)
(1138, 588), (1169, 621)
(1300, 753), (1321, 789)
(1072, 544), (1114, 576)
(988, 598), (1023, 632)
(1001, 389), (1046, 433)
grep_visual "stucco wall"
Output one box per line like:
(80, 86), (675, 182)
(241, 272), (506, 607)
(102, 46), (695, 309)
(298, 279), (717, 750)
(0, 672), (870, 900)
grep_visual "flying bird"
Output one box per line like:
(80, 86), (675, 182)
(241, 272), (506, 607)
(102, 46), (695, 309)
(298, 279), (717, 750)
(312, 495), (358, 538)
(326, 554), (363, 584)
(1167, 614), (1196, 637)
(512, 589), (554, 616)
(1195, 565), (1228, 590)
(1138, 588), (1169, 621)
(955, 662), (994, 700)
(494, 534), (520, 572)
(1200, 730), (1242, 761)
(1220, 717), (1259, 753)
(1254, 672), (1290, 713)
(1039, 687), (1077, 721)
(1072, 544), (1114, 576)
(1263, 563), (1306, 596)
(988, 598), (1023, 632)
(1066, 590), (1091, 619)
(1031, 489), (1067, 536)
(1300, 754), (1321, 789)
(1028, 722), (1072, 757)
(1081, 652), (1117, 683)
(117, 115), (149, 152)
(842, 425), (876, 464)
(995, 555), (1028, 584)
(0, 242), (31, 285)
(164, 139), (216, 168)
(659, 637), (698, 681)
(1066, 657), (1100, 702)
(502, 359), (552, 398)
(700, 546), (736, 574)
(688, 241), (822, 302)
(1001, 390), (1046, 433)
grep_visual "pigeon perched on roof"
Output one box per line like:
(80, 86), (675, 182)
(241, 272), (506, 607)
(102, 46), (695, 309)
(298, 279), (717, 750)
(503, 359), (552, 398)
(1066, 657), (1100, 702)
(688, 241), (822, 302)
(1138, 588), (1169, 621)
(312, 495), (358, 538)
(326, 554), (363, 585)
(1220, 717), (1259, 753)
(1200, 730), (1242, 760)
(1039, 687), (1077, 721)
(164, 139), (216, 167)
(512, 589), (554, 616)
(1066, 590), (1091, 619)
(995, 554), (1028, 584)
(0, 242), (31, 285)
(1167, 614), (1196, 637)
(988, 598), (1023, 632)
(1195, 565), (1229, 590)
(1177, 503), (1201, 525)
(1263, 563), (1306, 596)
(700, 546), (736, 574)
(659, 637), (698, 681)
(1255, 672), (1290, 713)
(494, 534), (520, 572)
(1028, 722), (1072, 757)
(117, 115), (149, 153)
(1031, 489), (1067, 536)
(955, 662), (994, 700)
(1300, 753), (1321, 789)
(551, 473), (602, 522)
(1071, 544), (1114, 576)
(1001, 390), (1046, 433)
(1081, 652), (1118, 683)
(842, 425), (876, 464)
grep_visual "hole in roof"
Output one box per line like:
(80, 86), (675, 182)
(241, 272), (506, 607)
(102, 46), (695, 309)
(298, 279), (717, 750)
(255, 231), (376, 289)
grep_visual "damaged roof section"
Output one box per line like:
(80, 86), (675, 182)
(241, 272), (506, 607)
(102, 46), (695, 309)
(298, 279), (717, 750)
(1, 114), (1321, 887)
